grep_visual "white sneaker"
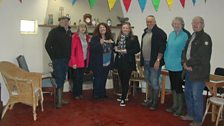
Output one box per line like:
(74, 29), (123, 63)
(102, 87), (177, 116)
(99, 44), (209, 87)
(120, 100), (126, 107)
(117, 97), (128, 102)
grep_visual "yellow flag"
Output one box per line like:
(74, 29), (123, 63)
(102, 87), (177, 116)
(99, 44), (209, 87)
(166, 0), (173, 10)
(108, 0), (116, 11)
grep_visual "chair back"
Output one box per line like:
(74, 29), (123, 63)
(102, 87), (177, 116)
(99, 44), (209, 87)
(215, 67), (224, 76)
(16, 55), (29, 72)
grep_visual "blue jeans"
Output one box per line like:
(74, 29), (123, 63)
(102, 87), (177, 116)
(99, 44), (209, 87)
(185, 71), (205, 123)
(52, 59), (69, 89)
(143, 61), (161, 90)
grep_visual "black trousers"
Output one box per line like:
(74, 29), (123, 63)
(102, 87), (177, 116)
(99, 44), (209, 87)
(118, 68), (132, 100)
(92, 66), (110, 97)
(168, 70), (184, 94)
(71, 68), (85, 97)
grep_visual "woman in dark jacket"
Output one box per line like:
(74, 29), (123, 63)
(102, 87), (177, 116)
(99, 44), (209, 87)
(90, 23), (114, 99)
(114, 22), (140, 106)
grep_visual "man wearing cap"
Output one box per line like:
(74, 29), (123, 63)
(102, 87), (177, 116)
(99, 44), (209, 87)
(45, 16), (72, 108)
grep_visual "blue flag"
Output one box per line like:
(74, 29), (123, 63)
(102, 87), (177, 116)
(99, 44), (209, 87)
(138, 0), (147, 12)
(71, 0), (77, 5)
(192, 0), (196, 5)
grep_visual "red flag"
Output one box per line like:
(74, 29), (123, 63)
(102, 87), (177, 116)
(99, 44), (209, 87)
(180, 0), (185, 8)
(122, 0), (132, 12)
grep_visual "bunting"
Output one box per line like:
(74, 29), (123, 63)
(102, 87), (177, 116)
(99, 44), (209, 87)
(205, 0), (207, 3)
(166, 0), (173, 10)
(89, 0), (96, 9)
(122, 0), (132, 12)
(71, 0), (77, 5)
(19, 0), (22, 3)
(108, 0), (116, 11)
(138, 0), (147, 12)
(192, 0), (196, 6)
(152, 0), (160, 11)
(180, 0), (185, 8)
(0, 0), (2, 4)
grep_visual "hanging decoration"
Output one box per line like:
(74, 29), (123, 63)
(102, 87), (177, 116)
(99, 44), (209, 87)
(138, 0), (147, 12)
(192, 0), (196, 6)
(108, 0), (116, 11)
(205, 0), (207, 3)
(166, 0), (173, 10)
(179, 0), (185, 8)
(19, 0), (22, 3)
(122, 0), (132, 12)
(152, 0), (160, 11)
(89, 0), (96, 9)
(0, 0), (2, 4)
(71, 0), (77, 5)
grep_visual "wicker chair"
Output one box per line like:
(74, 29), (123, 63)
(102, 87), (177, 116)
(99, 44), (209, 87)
(0, 61), (44, 121)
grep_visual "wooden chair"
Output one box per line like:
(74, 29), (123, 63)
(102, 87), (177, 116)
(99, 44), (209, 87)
(202, 94), (224, 126)
(16, 55), (56, 106)
(0, 61), (44, 121)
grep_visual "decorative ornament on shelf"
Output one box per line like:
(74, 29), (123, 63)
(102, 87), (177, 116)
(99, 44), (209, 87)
(107, 18), (112, 26)
(48, 14), (54, 25)
(92, 18), (96, 26)
(59, 7), (64, 17)
(117, 16), (129, 26)
(83, 14), (92, 25)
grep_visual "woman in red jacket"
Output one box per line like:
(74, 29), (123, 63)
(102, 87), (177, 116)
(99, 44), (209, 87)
(69, 23), (91, 99)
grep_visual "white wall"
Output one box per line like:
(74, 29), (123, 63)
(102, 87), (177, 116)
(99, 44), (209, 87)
(0, 0), (48, 105)
(120, 0), (224, 73)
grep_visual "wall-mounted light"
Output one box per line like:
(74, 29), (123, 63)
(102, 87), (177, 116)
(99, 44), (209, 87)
(20, 20), (37, 34)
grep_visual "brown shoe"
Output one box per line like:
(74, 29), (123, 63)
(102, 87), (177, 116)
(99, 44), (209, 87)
(189, 122), (202, 126)
(181, 115), (193, 121)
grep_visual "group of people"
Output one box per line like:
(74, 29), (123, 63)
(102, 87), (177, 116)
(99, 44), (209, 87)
(45, 15), (212, 126)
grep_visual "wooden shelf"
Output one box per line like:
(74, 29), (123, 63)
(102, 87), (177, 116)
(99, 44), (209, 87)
(38, 24), (124, 29)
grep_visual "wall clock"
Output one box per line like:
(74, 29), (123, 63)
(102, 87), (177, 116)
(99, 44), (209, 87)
(83, 14), (92, 25)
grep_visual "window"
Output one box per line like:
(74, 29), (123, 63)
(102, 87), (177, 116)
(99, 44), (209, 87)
(20, 20), (37, 34)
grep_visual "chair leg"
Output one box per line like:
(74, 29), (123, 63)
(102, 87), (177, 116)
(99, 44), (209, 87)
(202, 101), (211, 124)
(1, 103), (9, 119)
(215, 105), (223, 126)
(33, 104), (37, 121)
(40, 90), (44, 112)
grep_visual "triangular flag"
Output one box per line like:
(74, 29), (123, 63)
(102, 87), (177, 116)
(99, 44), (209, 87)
(89, 0), (96, 9)
(166, 0), (173, 10)
(0, 0), (2, 4)
(108, 0), (116, 11)
(180, 0), (185, 8)
(19, 0), (22, 3)
(152, 0), (160, 11)
(192, 0), (196, 6)
(122, 0), (132, 12)
(138, 0), (147, 12)
(205, 0), (207, 3)
(71, 0), (77, 5)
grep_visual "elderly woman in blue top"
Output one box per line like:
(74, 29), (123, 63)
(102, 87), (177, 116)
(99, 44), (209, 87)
(164, 17), (189, 116)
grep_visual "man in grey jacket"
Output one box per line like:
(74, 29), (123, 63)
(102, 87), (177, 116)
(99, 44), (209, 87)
(181, 16), (212, 126)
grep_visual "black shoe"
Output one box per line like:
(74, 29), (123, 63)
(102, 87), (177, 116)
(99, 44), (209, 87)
(142, 100), (152, 107)
(149, 104), (158, 110)
(93, 95), (100, 99)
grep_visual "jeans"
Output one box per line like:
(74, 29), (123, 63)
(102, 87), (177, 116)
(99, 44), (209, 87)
(143, 61), (161, 90)
(185, 71), (205, 123)
(52, 59), (69, 89)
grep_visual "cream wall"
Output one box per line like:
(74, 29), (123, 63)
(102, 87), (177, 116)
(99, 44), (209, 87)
(0, 0), (48, 105)
(120, 0), (224, 73)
